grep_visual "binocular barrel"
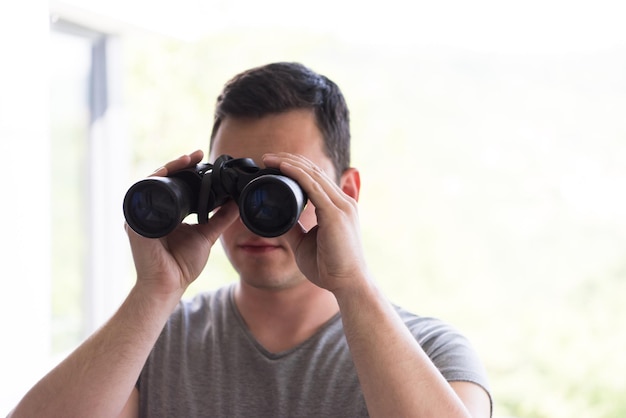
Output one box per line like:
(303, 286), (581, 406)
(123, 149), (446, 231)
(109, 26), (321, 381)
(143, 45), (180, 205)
(123, 177), (196, 238)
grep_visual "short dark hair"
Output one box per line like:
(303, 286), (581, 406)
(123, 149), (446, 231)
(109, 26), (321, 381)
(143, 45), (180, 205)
(210, 62), (351, 177)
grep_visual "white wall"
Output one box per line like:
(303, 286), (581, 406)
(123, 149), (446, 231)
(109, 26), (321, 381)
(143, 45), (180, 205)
(0, 0), (52, 412)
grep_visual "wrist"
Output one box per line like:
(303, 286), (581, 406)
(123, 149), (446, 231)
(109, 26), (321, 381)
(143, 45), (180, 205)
(129, 280), (186, 313)
(331, 271), (380, 308)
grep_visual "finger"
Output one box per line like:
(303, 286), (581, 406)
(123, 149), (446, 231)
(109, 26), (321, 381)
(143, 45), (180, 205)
(263, 153), (351, 209)
(289, 224), (319, 279)
(263, 152), (340, 192)
(196, 200), (239, 245)
(124, 221), (165, 265)
(150, 150), (204, 177)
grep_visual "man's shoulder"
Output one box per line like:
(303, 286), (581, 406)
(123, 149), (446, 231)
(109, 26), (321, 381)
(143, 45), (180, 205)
(393, 305), (490, 390)
(392, 306), (470, 350)
(393, 305), (446, 330)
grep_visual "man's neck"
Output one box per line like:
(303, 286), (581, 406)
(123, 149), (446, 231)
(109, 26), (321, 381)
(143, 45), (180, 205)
(234, 280), (340, 353)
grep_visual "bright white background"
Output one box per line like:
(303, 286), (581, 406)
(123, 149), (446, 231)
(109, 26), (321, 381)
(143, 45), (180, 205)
(2, 1), (625, 416)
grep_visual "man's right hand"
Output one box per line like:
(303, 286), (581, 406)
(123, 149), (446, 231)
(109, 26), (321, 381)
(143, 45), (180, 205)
(125, 150), (239, 299)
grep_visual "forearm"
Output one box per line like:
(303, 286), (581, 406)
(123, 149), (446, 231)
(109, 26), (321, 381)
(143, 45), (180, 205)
(9, 284), (182, 418)
(334, 279), (471, 418)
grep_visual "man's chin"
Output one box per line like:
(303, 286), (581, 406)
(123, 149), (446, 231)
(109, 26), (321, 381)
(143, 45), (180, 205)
(239, 274), (307, 292)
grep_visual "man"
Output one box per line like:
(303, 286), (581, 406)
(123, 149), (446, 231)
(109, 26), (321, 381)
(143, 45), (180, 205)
(10, 62), (491, 417)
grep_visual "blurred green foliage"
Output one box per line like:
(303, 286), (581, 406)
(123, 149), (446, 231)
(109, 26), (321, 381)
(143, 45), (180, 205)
(120, 29), (626, 417)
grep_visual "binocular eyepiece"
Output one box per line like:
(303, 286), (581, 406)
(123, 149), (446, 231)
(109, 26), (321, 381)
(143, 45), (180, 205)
(123, 155), (307, 238)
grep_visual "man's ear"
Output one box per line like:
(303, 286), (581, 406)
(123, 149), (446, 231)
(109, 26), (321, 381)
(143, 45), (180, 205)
(340, 167), (361, 202)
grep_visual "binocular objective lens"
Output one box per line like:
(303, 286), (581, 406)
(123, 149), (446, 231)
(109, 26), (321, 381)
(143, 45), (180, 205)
(128, 189), (178, 231)
(240, 175), (305, 237)
(123, 177), (190, 238)
(245, 186), (290, 229)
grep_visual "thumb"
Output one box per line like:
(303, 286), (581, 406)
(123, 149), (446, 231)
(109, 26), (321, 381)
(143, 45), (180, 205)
(197, 200), (240, 244)
(291, 224), (319, 281)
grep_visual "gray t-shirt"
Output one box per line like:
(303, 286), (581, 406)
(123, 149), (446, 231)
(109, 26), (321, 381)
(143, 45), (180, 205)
(138, 284), (490, 417)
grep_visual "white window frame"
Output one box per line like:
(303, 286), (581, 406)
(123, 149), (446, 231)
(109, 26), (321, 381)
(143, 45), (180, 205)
(50, 18), (131, 337)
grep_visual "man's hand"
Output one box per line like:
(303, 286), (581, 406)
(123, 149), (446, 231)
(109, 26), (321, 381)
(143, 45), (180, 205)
(262, 152), (366, 294)
(126, 150), (239, 298)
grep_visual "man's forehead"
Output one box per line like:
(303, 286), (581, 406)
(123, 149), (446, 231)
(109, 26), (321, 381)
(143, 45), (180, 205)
(209, 111), (323, 160)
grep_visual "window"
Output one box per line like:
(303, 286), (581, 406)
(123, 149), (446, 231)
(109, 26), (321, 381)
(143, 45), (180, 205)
(49, 19), (130, 356)
(49, 28), (91, 353)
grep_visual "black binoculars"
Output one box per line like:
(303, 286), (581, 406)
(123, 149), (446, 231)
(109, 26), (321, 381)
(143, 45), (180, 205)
(123, 155), (307, 238)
